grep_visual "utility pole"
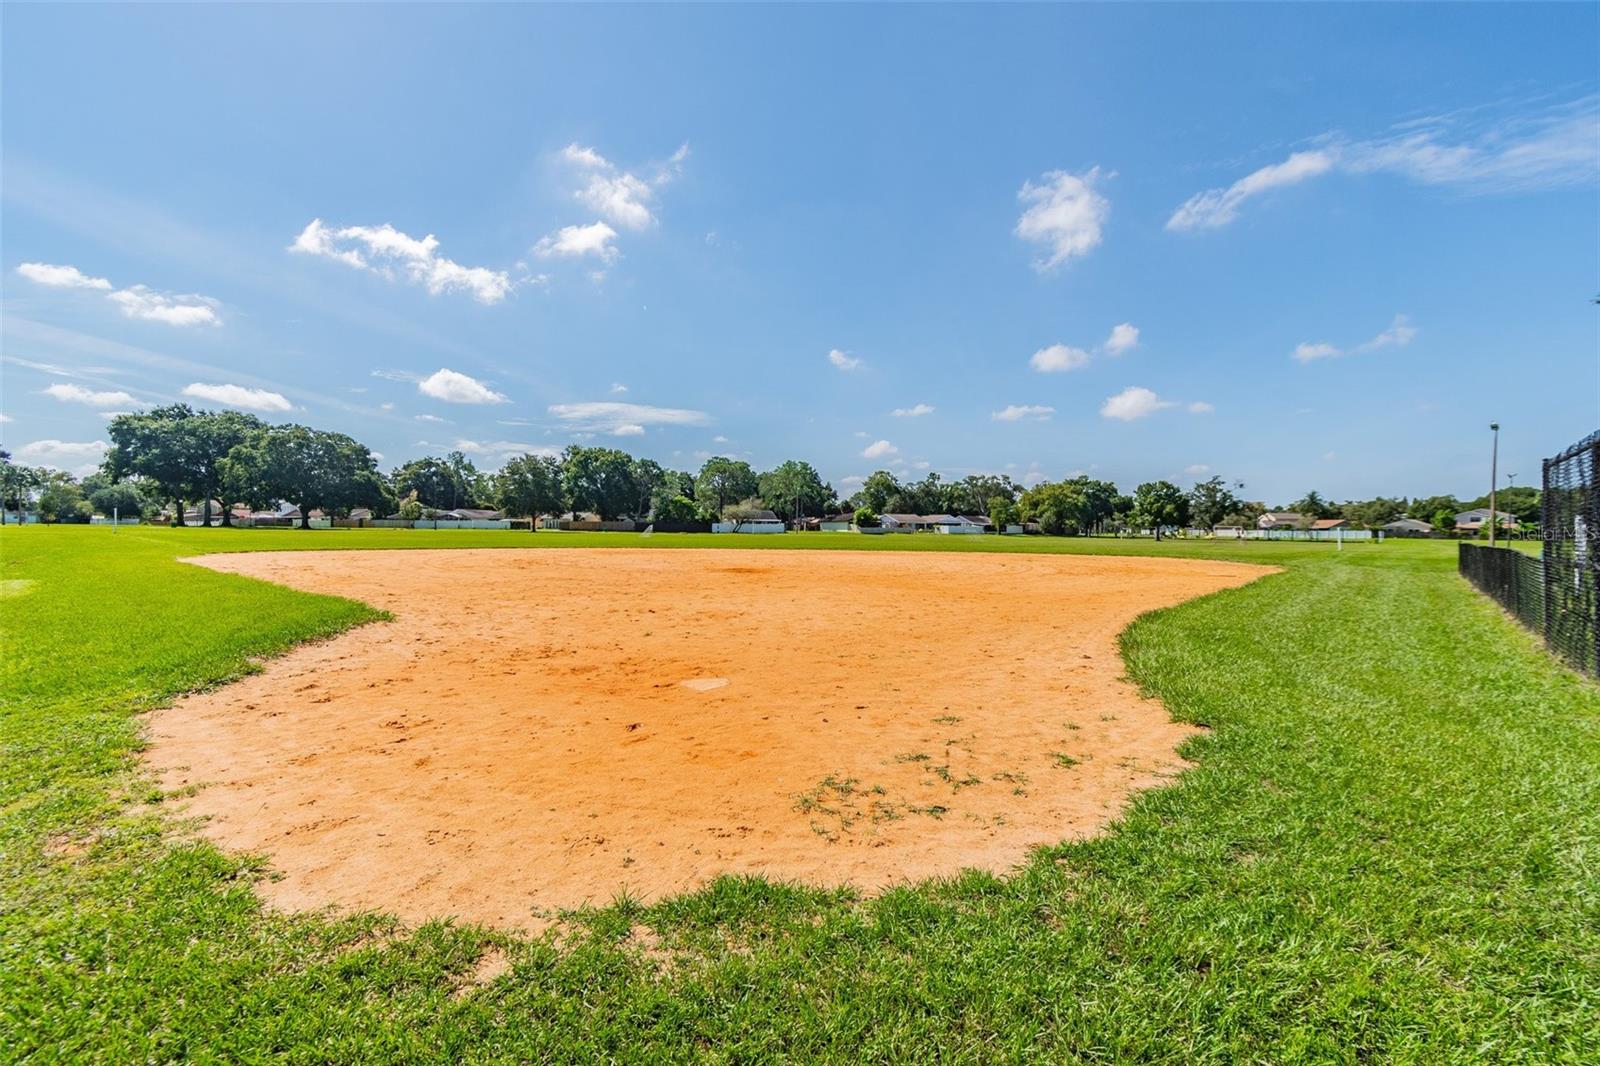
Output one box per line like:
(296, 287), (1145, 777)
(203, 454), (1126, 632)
(1489, 422), (1500, 548)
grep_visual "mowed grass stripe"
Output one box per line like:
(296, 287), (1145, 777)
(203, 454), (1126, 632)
(1, 527), (1596, 1063)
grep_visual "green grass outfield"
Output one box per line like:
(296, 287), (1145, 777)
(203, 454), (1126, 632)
(2, 527), (1596, 1063)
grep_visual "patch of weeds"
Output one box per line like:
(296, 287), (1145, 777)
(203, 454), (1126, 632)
(895, 752), (931, 763)
(1050, 751), (1080, 769)
(932, 715), (962, 725)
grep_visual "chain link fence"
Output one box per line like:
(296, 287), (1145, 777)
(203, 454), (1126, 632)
(1460, 429), (1598, 676)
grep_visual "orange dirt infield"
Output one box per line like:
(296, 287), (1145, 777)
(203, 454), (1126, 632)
(147, 547), (1273, 928)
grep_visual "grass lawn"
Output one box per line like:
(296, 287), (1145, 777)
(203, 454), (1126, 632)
(2, 527), (1597, 1063)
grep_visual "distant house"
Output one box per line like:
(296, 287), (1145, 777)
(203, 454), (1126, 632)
(880, 513), (932, 532)
(819, 513), (855, 532)
(1309, 518), (1348, 531)
(714, 509), (784, 533)
(1382, 517), (1435, 536)
(928, 514), (988, 535)
(1453, 508), (1516, 532)
(1258, 512), (1304, 530)
(436, 508), (504, 521)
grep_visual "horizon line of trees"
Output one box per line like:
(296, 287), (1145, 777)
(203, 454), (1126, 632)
(0, 405), (1543, 532)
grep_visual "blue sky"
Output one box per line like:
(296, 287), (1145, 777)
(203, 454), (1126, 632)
(3, 3), (1596, 505)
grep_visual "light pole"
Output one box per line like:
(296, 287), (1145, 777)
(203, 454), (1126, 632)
(1489, 422), (1500, 548)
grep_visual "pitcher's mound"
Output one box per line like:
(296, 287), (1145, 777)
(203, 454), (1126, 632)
(148, 547), (1270, 928)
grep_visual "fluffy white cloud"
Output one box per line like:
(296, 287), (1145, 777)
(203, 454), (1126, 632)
(1169, 99), (1599, 231)
(1015, 167), (1110, 271)
(16, 262), (112, 290)
(1100, 386), (1176, 421)
(610, 382), (628, 394)
(890, 403), (935, 417)
(1188, 401), (1215, 414)
(548, 401), (710, 434)
(827, 348), (863, 371)
(417, 368), (508, 405)
(991, 404), (1055, 422)
(16, 438), (109, 476)
(0, 414), (11, 424)
(108, 286), (221, 326)
(42, 383), (137, 407)
(414, 414), (447, 423)
(532, 221), (620, 264)
(17, 263), (221, 326)
(1185, 464), (1211, 475)
(1030, 343), (1091, 373)
(861, 439), (898, 459)
(1293, 314), (1418, 362)
(560, 142), (688, 231)
(1104, 322), (1140, 355)
(181, 382), (293, 412)
(290, 219), (512, 304)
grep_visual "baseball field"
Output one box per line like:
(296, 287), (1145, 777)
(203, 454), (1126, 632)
(3, 527), (1597, 1062)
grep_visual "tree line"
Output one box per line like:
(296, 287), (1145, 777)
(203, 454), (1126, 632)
(0, 404), (1539, 532)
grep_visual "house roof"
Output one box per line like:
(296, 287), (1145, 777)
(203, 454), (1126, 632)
(1309, 518), (1347, 529)
(1382, 518), (1434, 531)
(1454, 508), (1516, 522)
(1262, 511), (1303, 521)
(881, 513), (925, 523)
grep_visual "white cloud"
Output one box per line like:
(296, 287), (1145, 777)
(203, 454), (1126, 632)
(16, 262), (112, 290)
(712, 435), (729, 443)
(108, 285), (221, 326)
(827, 348), (863, 372)
(1015, 167), (1110, 271)
(991, 404), (1055, 422)
(548, 401), (710, 434)
(1030, 343), (1091, 373)
(1104, 322), (1140, 355)
(289, 219), (512, 304)
(414, 413), (447, 423)
(42, 383), (137, 407)
(890, 403), (935, 417)
(181, 382), (293, 412)
(16, 438), (109, 476)
(861, 439), (898, 459)
(453, 439), (559, 459)
(1185, 464), (1211, 475)
(1100, 386), (1176, 421)
(0, 414), (11, 423)
(1355, 313), (1419, 352)
(1292, 342), (1343, 363)
(1169, 98), (1600, 231)
(417, 368), (508, 405)
(1168, 150), (1336, 231)
(532, 221), (619, 264)
(559, 142), (688, 231)
(1188, 401), (1215, 414)
(1294, 314), (1418, 362)
(610, 382), (628, 394)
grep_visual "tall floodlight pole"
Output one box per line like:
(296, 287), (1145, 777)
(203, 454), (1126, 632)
(1489, 422), (1500, 548)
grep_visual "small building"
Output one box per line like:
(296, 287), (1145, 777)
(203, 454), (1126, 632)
(1309, 518), (1348, 531)
(928, 514), (988, 534)
(1453, 507), (1516, 532)
(879, 513), (932, 532)
(436, 508), (505, 521)
(1258, 512), (1304, 530)
(713, 509), (785, 533)
(1382, 517), (1435, 536)
(819, 513), (856, 532)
